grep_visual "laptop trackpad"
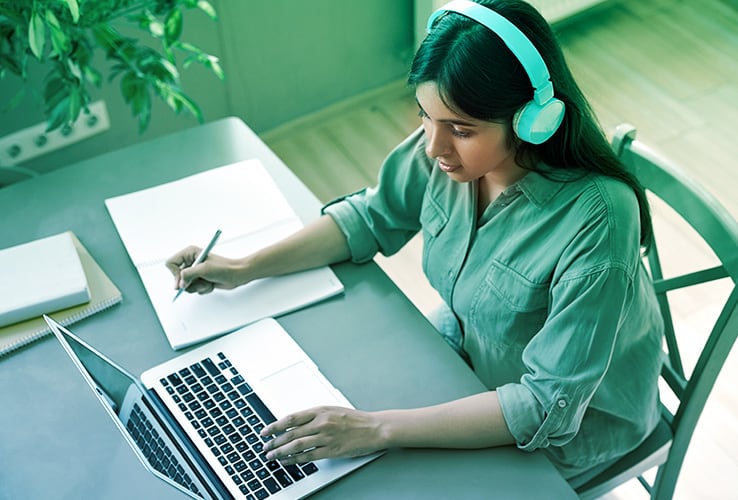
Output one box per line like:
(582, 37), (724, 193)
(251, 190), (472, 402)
(259, 361), (341, 418)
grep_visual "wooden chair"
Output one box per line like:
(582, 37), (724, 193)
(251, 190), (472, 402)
(576, 124), (738, 499)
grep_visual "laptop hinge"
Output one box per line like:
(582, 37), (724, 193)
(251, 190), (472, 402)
(144, 387), (233, 500)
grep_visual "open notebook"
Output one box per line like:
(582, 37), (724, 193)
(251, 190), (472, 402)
(105, 159), (344, 350)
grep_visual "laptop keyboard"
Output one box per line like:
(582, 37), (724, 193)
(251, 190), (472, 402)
(127, 402), (201, 496)
(160, 352), (319, 499)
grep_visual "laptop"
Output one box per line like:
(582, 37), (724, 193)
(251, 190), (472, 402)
(45, 315), (381, 499)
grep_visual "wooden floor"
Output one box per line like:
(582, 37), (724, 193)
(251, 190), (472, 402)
(261, 0), (738, 498)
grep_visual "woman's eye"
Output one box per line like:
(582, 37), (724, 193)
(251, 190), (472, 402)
(417, 108), (428, 119)
(452, 128), (470, 138)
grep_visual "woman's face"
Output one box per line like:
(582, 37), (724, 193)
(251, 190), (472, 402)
(416, 82), (524, 186)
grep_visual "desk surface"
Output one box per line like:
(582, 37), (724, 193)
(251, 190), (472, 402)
(0, 117), (577, 499)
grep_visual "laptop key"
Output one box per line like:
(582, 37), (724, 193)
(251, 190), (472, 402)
(284, 464), (305, 481)
(274, 469), (293, 488)
(190, 363), (206, 378)
(245, 393), (276, 424)
(263, 477), (281, 494)
(202, 358), (221, 376)
(301, 462), (319, 475)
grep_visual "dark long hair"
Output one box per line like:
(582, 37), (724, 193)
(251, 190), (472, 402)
(409, 0), (652, 248)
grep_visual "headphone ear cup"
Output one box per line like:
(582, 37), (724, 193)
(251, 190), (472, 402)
(513, 98), (566, 144)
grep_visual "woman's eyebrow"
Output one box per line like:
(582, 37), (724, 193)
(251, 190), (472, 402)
(415, 99), (477, 127)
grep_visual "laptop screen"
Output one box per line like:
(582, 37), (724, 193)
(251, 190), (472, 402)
(58, 326), (136, 412)
(47, 317), (209, 498)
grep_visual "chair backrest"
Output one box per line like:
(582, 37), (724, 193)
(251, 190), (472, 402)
(576, 124), (738, 499)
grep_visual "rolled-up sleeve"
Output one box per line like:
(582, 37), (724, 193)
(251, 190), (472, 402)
(321, 128), (431, 263)
(322, 188), (382, 263)
(497, 265), (635, 451)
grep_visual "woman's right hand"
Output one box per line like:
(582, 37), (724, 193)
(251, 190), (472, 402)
(165, 246), (248, 295)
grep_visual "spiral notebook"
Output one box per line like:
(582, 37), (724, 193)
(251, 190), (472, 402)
(0, 232), (122, 357)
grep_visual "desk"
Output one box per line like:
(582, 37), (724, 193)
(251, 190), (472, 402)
(0, 117), (577, 499)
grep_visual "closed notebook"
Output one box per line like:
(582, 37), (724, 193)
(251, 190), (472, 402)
(0, 232), (122, 356)
(0, 232), (90, 327)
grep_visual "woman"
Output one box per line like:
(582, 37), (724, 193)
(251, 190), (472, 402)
(166, 0), (663, 482)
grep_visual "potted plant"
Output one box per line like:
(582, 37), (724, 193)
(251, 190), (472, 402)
(0, 0), (224, 133)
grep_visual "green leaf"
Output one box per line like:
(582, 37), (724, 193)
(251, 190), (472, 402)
(131, 86), (150, 116)
(43, 76), (66, 109)
(182, 54), (196, 69)
(176, 42), (201, 54)
(160, 58), (179, 80)
(66, 59), (82, 80)
(137, 96), (152, 133)
(165, 9), (183, 44)
(64, 0), (80, 24)
(197, 0), (217, 20)
(120, 72), (141, 102)
(46, 10), (71, 57)
(46, 95), (70, 132)
(205, 55), (225, 80)
(148, 20), (164, 38)
(68, 85), (81, 123)
(176, 91), (202, 122)
(28, 10), (46, 60)
(84, 66), (102, 87)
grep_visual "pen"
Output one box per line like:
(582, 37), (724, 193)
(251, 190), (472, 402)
(172, 229), (222, 302)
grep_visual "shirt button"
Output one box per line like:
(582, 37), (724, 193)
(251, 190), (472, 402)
(557, 399), (567, 408)
(448, 270), (454, 278)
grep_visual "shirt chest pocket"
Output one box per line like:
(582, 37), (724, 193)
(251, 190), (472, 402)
(469, 260), (550, 345)
(419, 196), (447, 237)
(419, 196), (448, 266)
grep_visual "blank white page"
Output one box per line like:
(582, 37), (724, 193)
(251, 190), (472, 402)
(105, 159), (344, 349)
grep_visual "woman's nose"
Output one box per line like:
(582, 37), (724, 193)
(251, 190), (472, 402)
(424, 124), (449, 159)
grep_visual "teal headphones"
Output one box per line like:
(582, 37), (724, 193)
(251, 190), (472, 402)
(426, 0), (565, 144)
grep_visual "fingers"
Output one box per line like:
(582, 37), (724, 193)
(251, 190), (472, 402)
(262, 410), (316, 436)
(261, 410), (323, 462)
(165, 245), (201, 289)
(259, 407), (381, 464)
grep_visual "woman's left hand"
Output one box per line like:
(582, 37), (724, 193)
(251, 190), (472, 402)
(260, 406), (386, 465)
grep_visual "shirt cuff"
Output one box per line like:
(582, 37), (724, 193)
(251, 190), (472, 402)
(322, 193), (379, 263)
(497, 382), (571, 451)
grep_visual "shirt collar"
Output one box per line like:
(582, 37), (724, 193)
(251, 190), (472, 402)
(513, 168), (584, 208)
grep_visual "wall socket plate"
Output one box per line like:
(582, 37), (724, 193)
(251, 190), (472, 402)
(0, 100), (110, 166)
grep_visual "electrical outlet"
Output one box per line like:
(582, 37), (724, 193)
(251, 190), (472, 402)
(0, 100), (110, 166)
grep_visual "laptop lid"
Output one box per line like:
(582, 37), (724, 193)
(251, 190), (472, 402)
(45, 315), (216, 499)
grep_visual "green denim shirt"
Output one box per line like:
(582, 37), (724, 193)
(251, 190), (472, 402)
(323, 128), (663, 477)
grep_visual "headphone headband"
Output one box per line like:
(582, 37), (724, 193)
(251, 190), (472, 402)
(425, 0), (565, 144)
(426, 0), (553, 104)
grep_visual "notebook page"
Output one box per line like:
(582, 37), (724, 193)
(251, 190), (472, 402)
(105, 159), (344, 350)
(104, 159), (296, 267)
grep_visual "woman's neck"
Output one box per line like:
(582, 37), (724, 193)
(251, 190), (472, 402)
(477, 166), (528, 209)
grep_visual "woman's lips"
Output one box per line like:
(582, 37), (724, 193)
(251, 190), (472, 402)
(438, 160), (461, 173)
